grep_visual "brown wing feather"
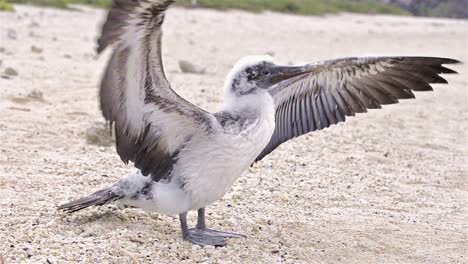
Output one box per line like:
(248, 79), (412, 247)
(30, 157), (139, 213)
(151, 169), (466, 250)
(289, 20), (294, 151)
(255, 57), (460, 162)
(97, 0), (212, 181)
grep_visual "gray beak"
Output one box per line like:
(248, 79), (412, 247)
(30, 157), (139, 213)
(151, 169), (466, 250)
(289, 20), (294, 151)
(258, 65), (312, 88)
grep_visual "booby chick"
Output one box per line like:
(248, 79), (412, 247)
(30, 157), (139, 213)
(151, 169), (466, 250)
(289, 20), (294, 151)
(58, 0), (460, 246)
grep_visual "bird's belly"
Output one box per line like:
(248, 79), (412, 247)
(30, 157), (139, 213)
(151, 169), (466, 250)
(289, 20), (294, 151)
(176, 122), (274, 210)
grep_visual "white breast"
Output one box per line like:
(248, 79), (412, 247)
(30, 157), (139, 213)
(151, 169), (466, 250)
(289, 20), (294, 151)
(176, 92), (276, 210)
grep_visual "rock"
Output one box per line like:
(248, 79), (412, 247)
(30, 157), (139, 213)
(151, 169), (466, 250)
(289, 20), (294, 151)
(0, 60), (2, 67)
(178, 60), (206, 74)
(29, 31), (39, 38)
(266, 51), (275, 57)
(31, 46), (43, 54)
(29, 21), (40, 28)
(64, 54), (72, 59)
(7, 29), (17, 40)
(27, 89), (44, 101)
(4, 67), (18, 76)
(0, 47), (5, 53)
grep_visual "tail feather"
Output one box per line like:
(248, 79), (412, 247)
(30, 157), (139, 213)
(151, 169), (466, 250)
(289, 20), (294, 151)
(58, 187), (122, 213)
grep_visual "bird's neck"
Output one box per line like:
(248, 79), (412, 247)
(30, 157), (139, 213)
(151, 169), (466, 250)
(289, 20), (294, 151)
(221, 91), (275, 122)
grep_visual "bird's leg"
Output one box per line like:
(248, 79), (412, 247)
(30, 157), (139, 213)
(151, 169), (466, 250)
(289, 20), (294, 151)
(179, 212), (190, 239)
(192, 208), (246, 238)
(178, 209), (245, 247)
(196, 208), (206, 229)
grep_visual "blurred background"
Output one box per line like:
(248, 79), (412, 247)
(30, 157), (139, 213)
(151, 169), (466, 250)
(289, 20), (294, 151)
(1, 0), (468, 18)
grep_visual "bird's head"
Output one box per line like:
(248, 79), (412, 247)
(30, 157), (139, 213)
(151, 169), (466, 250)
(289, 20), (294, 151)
(224, 55), (310, 96)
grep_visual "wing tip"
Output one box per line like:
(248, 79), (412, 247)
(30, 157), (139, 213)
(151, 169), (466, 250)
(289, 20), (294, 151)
(441, 58), (462, 65)
(95, 0), (175, 54)
(414, 57), (461, 74)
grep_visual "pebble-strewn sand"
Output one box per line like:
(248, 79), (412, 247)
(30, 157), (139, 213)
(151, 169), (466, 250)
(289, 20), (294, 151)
(0, 4), (467, 263)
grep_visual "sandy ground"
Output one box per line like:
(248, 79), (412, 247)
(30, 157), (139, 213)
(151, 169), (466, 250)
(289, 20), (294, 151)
(0, 4), (467, 263)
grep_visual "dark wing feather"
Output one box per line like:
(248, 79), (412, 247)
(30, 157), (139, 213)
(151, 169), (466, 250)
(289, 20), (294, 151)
(255, 57), (459, 162)
(97, 0), (213, 181)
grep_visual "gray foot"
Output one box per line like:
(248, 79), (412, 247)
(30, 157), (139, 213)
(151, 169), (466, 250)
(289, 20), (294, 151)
(185, 228), (245, 247)
(193, 228), (246, 238)
(179, 209), (246, 247)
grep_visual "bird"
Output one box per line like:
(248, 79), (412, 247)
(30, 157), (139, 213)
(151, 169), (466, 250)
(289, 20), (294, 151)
(58, 0), (460, 247)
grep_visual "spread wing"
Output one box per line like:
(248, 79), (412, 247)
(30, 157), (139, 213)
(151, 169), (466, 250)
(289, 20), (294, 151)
(255, 57), (459, 162)
(97, 0), (213, 181)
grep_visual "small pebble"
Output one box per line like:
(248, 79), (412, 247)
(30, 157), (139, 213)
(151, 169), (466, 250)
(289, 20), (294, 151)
(27, 89), (44, 100)
(7, 29), (17, 40)
(4, 67), (18, 76)
(29, 31), (39, 38)
(29, 21), (40, 28)
(179, 60), (206, 74)
(31, 46), (43, 54)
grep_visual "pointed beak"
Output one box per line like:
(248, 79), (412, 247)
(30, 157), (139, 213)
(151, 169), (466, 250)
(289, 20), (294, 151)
(258, 65), (313, 88)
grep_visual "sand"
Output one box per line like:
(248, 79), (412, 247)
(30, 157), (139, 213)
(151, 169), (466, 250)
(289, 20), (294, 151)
(0, 4), (467, 263)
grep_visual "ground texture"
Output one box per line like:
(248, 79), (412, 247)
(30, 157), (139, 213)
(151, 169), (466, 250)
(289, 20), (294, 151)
(0, 5), (467, 264)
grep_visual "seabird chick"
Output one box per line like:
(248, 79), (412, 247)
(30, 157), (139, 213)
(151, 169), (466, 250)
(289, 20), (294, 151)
(58, 0), (460, 246)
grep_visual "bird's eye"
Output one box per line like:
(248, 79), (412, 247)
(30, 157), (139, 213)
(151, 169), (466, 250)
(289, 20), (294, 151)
(262, 70), (271, 76)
